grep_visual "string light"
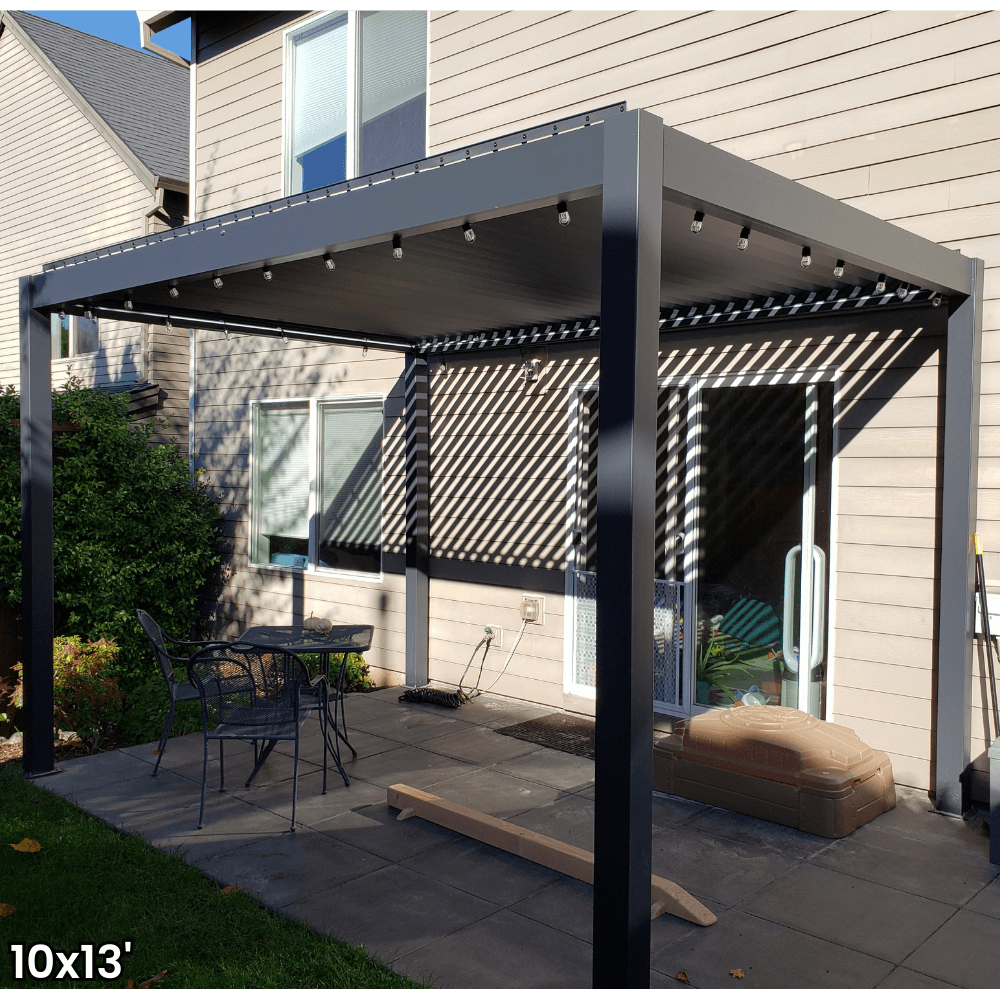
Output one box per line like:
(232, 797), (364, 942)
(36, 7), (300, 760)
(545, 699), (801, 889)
(736, 227), (751, 251)
(392, 234), (403, 260)
(800, 246), (812, 268)
(833, 260), (845, 278)
(262, 266), (273, 281)
(323, 254), (336, 271)
(690, 211), (704, 234)
(932, 293), (943, 307)
(213, 276), (223, 289)
(875, 274), (887, 294)
(895, 281), (909, 299)
(165, 318), (172, 332)
(557, 201), (570, 226)
(462, 222), (476, 243)
(124, 298), (133, 310)
(169, 285), (179, 298)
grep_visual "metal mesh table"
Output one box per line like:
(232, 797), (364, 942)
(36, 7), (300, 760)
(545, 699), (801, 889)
(237, 624), (374, 768)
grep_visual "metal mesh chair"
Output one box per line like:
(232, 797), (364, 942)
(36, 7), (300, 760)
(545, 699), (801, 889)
(137, 609), (244, 776)
(185, 641), (329, 832)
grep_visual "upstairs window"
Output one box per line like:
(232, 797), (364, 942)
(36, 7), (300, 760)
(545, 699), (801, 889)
(285, 10), (427, 194)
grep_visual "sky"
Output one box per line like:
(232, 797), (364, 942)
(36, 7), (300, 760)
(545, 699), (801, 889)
(25, 9), (191, 60)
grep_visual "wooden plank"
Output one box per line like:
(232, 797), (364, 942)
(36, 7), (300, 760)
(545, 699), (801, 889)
(386, 784), (717, 926)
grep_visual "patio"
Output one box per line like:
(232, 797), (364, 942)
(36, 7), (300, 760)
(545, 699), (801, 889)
(33, 686), (1000, 989)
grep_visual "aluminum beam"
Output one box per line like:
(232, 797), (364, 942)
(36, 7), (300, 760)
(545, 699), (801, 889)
(404, 356), (430, 688)
(19, 276), (55, 777)
(936, 258), (984, 815)
(662, 126), (970, 296)
(32, 125), (605, 311)
(592, 109), (663, 988)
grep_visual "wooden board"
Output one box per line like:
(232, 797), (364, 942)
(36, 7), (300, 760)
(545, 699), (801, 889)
(386, 783), (716, 927)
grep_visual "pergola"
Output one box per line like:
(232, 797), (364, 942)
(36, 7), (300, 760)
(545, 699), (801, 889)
(19, 104), (983, 986)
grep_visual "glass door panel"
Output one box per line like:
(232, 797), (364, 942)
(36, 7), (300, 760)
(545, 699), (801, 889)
(691, 382), (832, 715)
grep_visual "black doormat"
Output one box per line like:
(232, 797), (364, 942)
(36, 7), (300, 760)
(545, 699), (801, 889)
(495, 713), (596, 760)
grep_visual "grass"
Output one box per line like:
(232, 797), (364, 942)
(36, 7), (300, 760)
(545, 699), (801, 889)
(0, 767), (423, 989)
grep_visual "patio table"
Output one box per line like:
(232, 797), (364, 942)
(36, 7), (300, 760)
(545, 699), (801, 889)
(237, 624), (374, 783)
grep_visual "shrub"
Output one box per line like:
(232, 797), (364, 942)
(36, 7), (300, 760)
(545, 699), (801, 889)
(298, 651), (374, 693)
(0, 377), (221, 744)
(12, 636), (123, 748)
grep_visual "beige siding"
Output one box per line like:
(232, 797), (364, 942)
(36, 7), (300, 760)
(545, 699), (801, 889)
(193, 11), (314, 219)
(658, 310), (947, 790)
(0, 25), (152, 391)
(187, 12), (1000, 783)
(192, 332), (410, 681)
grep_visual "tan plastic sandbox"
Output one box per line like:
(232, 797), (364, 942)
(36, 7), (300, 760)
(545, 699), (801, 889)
(653, 704), (895, 838)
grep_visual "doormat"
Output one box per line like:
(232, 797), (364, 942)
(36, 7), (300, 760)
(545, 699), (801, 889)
(495, 713), (596, 760)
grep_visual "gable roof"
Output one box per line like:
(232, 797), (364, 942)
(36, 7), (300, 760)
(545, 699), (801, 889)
(0, 10), (188, 190)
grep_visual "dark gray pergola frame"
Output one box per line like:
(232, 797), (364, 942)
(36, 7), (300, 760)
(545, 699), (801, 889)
(19, 106), (982, 986)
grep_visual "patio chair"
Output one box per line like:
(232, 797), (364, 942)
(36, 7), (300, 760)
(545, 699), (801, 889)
(185, 641), (329, 832)
(137, 609), (247, 776)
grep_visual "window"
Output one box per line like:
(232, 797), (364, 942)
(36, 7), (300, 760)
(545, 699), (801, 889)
(51, 313), (99, 359)
(285, 10), (427, 194)
(252, 397), (384, 577)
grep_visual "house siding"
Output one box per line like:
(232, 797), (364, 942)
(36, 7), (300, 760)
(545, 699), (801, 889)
(0, 24), (151, 391)
(189, 11), (1000, 791)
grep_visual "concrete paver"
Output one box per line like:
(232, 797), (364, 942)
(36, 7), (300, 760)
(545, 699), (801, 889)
(902, 908), (1000, 989)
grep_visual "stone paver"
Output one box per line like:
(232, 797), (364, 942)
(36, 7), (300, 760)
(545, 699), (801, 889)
(31, 688), (1000, 989)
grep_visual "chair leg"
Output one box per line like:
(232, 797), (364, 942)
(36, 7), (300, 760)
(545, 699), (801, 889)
(337, 694), (357, 757)
(219, 739), (225, 792)
(198, 736), (208, 830)
(152, 699), (176, 776)
(320, 702), (328, 796)
(289, 736), (299, 833)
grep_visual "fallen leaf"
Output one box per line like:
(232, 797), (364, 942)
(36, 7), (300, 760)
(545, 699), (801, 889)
(265, 939), (274, 946)
(0, 903), (16, 917)
(152, 749), (163, 755)
(10, 838), (41, 853)
(221, 885), (242, 895)
(125, 980), (134, 989)
(676, 970), (690, 984)
(137, 970), (167, 988)
(730, 969), (745, 979)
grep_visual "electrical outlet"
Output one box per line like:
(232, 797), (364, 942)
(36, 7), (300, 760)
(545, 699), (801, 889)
(520, 596), (544, 624)
(483, 624), (503, 648)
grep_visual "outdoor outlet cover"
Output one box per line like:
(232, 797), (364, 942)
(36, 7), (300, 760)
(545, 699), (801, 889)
(484, 625), (503, 648)
(520, 596), (543, 624)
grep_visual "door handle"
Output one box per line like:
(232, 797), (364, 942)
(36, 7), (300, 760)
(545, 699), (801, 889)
(783, 544), (826, 673)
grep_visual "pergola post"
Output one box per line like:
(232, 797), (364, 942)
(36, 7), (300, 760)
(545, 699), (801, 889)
(18, 275), (55, 777)
(593, 108), (663, 987)
(935, 258), (984, 814)
(404, 354), (429, 687)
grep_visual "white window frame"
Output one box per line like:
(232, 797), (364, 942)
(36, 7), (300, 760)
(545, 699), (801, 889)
(249, 393), (386, 582)
(282, 10), (429, 196)
(51, 313), (100, 361)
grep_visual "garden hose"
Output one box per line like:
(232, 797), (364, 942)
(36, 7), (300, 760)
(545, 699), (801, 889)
(398, 635), (493, 709)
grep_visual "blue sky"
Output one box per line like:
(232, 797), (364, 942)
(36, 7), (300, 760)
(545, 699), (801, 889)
(26, 10), (191, 60)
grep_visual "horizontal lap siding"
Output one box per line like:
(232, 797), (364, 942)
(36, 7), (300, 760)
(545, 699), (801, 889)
(0, 28), (151, 390)
(426, 8), (1000, 783)
(659, 310), (945, 789)
(194, 12), (315, 220)
(192, 330), (410, 684)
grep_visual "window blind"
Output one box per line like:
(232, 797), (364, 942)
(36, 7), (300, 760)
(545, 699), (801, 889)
(319, 404), (383, 548)
(256, 408), (310, 544)
(291, 13), (348, 159)
(359, 10), (426, 127)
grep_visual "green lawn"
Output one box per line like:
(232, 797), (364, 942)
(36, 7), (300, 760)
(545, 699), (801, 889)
(0, 767), (422, 989)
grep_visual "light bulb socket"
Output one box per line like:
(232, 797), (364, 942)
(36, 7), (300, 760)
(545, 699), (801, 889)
(462, 222), (476, 243)
(213, 276), (223, 289)
(168, 285), (179, 298)
(124, 299), (133, 310)
(262, 266), (273, 281)
(800, 246), (812, 268)
(690, 211), (705, 234)
(895, 281), (909, 299)
(834, 259), (845, 278)
(737, 227), (751, 251)
(875, 274), (887, 294)
(557, 201), (570, 226)
(323, 253), (336, 270)
(392, 234), (403, 260)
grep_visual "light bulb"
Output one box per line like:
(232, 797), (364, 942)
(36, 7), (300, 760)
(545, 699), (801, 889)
(213, 276), (223, 289)
(690, 211), (704, 234)
(165, 318), (172, 332)
(124, 299), (133, 310)
(262, 266), (273, 281)
(895, 281), (909, 299)
(737, 227), (751, 251)
(392, 234), (403, 260)
(323, 254), (335, 270)
(932, 293), (943, 307)
(169, 286), (179, 298)
(875, 274), (887, 294)
(557, 201), (570, 226)
(800, 246), (811, 268)
(59, 310), (66, 320)
(833, 259), (845, 278)
(463, 222), (476, 243)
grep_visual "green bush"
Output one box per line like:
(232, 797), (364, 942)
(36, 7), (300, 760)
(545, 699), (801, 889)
(298, 651), (374, 693)
(0, 377), (221, 743)
(11, 636), (123, 749)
